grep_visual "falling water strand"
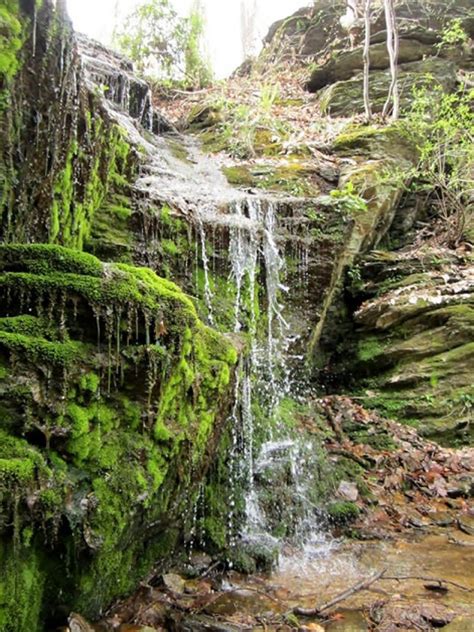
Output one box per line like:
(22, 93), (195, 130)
(228, 201), (258, 333)
(262, 202), (289, 416)
(198, 216), (215, 326)
(227, 370), (242, 561)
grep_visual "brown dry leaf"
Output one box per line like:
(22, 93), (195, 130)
(431, 476), (449, 498)
(328, 612), (346, 621)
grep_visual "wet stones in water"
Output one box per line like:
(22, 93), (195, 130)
(179, 615), (245, 632)
(457, 514), (474, 536)
(428, 511), (454, 527)
(118, 627), (160, 632)
(162, 572), (186, 594)
(326, 609), (368, 632)
(67, 614), (95, 632)
(204, 589), (276, 617)
(228, 541), (280, 574)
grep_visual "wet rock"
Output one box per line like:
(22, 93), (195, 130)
(162, 573), (186, 594)
(300, 624), (325, 632)
(204, 589), (276, 617)
(442, 616), (474, 631)
(68, 614), (95, 632)
(337, 481), (359, 502)
(180, 615), (244, 632)
(244, 540), (280, 572)
(377, 602), (455, 630)
(119, 626), (160, 632)
(184, 579), (213, 595)
(189, 552), (213, 573)
(227, 550), (257, 575)
(327, 501), (360, 525)
(429, 512), (454, 527)
(457, 514), (474, 536)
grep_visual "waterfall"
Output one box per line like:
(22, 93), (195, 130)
(77, 38), (331, 562)
(193, 197), (329, 558)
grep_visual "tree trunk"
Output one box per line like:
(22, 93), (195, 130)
(382, 0), (400, 120)
(363, 0), (372, 120)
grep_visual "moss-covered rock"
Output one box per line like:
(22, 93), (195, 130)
(0, 1), (138, 249)
(318, 58), (458, 117)
(308, 124), (418, 356)
(351, 258), (474, 445)
(0, 245), (238, 629)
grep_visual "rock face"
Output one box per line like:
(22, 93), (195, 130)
(0, 3), (237, 630)
(259, 0), (473, 117)
(351, 252), (474, 444)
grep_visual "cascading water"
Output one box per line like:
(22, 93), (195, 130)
(215, 198), (331, 562)
(197, 213), (215, 326)
(78, 40), (334, 566)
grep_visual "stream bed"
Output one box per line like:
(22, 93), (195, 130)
(93, 528), (474, 631)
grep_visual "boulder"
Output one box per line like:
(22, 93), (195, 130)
(307, 39), (435, 92)
(319, 58), (458, 117)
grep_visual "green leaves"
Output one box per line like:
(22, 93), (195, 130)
(401, 82), (474, 245)
(330, 182), (368, 214)
(114, 0), (212, 89)
(437, 18), (468, 50)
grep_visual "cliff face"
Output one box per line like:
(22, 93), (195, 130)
(0, 3), (237, 629)
(257, 0), (473, 116)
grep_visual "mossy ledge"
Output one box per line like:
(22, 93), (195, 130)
(0, 244), (238, 630)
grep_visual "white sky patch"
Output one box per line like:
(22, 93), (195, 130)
(67, 0), (310, 78)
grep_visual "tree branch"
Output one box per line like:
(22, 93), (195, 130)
(293, 568), (387, 616)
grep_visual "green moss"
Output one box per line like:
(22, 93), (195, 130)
(0, 243), (103, 276)
(167, 138), (192, 163)
(357, 336), (389, 362)
(0, 1), (23, 83)
(0, 316), (60, 340)
(327, 501), (360, 525)
(0, 331), (85, 367)
(79, 372), (100, 393)
(0, 540), (45, 632)
(223, 162), (320, 196)
(47, 120), (135, 250)
(0, 242), (239, 624)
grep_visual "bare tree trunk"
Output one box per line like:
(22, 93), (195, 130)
(363, 0), (372, 120)
(382, 0), (400, 120)
(240, 0), (258, 59)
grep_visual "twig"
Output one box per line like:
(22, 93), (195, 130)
(200, 560), (221, 578)
(293, 568), (387, 616)
(381, 575), (473, 592)
(171, 88), (209, 96)
(326, 446), (373, 468)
